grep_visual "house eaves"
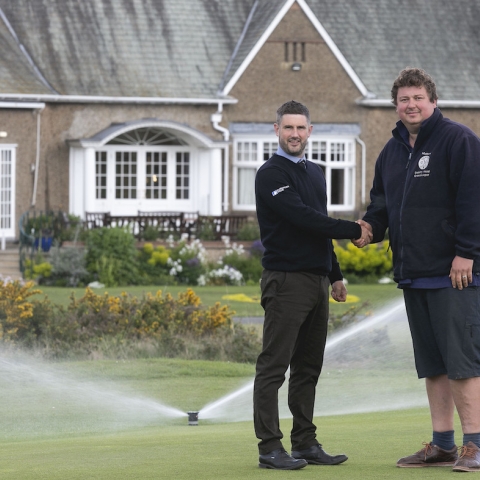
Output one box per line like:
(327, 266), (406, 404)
(221, 0), (371, 98)
(0, 93), (238, 106)
(0, 101), (45, 109)
(358, 98), (480, 109)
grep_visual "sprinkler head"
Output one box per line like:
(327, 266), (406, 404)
(187, 411), (199, 426)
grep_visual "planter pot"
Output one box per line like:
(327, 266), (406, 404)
(34, 236), (53, 252)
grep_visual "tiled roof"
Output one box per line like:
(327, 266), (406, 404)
(0, 0), (253, 98)
(0, 0), (479, 101)
(305, 0), (480, 101)
(0, 10), (53, 94)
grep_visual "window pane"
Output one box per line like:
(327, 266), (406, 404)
(0, 148), (13, 229)
(237, 168), (256, 205)
(237, 142), (258, 162)
(309, 141), (326, 163)
(330, 169), (345, 205)
(115, 151), (137, 199)
(95, 151), (107, 199)
(331, 143), (345, 162)
(145, 151), (167, 201)
(175, 152), (190, 199)
(263, 142), (278, 161)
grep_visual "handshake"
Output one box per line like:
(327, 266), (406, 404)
(352, 219), (373, 248)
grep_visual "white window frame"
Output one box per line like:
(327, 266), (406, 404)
(94, 146), (195, 214)
(0, 145), (16, 238)
(232, 133), (356, 212)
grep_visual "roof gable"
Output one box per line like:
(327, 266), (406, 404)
(220, 0), (368, 97)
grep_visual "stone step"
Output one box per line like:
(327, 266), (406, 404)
(0, 246), (22, 280)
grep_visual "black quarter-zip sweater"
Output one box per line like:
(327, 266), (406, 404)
(364, 108), (480, 281)
(255, 154), (361, 282)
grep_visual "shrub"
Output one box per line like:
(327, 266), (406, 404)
(334, 240), (393, 278)
(85, 227), (139, 286)
(48, 245), (89, 287)
(195, 218), (217, 241)
(0, 279), (41, 343)
(328, 302), (370, 333)
(142, 225), (159, 241)
(168, 239), (207, 285)
(4, 286), (262, 362)
(215, 239), (263, 285)
(137, 243), (172, 285)
(57, 214), (83, 243)
(236, 220), (260, 241)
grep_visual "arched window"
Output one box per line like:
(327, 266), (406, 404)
(69, 119), (225, 218)
(106, 127), (189, 146)
(94, 128), (193, 210)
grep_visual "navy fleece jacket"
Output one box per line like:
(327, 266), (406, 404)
(255, 154), (361, 282)
(364, 108), (480, 281)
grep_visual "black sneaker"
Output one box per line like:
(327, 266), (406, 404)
(291, 443), (348, 465)
(259, 448), (308, 470)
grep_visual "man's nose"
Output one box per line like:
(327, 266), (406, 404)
(406, 98), (416, 108)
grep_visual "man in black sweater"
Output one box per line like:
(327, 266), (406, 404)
(254, 100), (371, 470)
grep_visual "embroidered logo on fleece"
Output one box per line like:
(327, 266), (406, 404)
(272, 185), (290, 196)
(414, 153), (431, 178)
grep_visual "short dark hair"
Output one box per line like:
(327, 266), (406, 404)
(276, 100), (310, 125)
(391, 67), (438, 105)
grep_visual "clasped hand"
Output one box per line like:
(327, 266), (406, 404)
(352, 220), (373, 248)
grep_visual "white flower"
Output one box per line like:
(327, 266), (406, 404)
(207, 265), (243, 285)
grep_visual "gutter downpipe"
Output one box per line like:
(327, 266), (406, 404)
(31, 105), (45, 207)
(355, 136), (366, 207)
(211, 102), (230, 212)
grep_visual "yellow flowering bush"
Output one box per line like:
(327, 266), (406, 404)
(23, 258), (52, 281)
(334, 240), (393, 277)
(2, 285), (257, 362)
(0, 279), (40, 342)
(136, 243), (173, 284)
(148, 246), (170, 267)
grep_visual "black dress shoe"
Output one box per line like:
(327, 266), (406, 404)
(259, 448), (308, 470)
(291, 443), (348, 465)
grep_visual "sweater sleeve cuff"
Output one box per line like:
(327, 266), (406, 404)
(328, 263), (343, 284)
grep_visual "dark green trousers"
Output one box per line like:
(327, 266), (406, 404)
(253, 270), (330, 454)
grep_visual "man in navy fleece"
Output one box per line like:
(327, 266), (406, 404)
(253, 100), (372, 470)
(356, 67), (480, 472)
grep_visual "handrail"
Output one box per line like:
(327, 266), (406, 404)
(19, 211), (37, 276)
